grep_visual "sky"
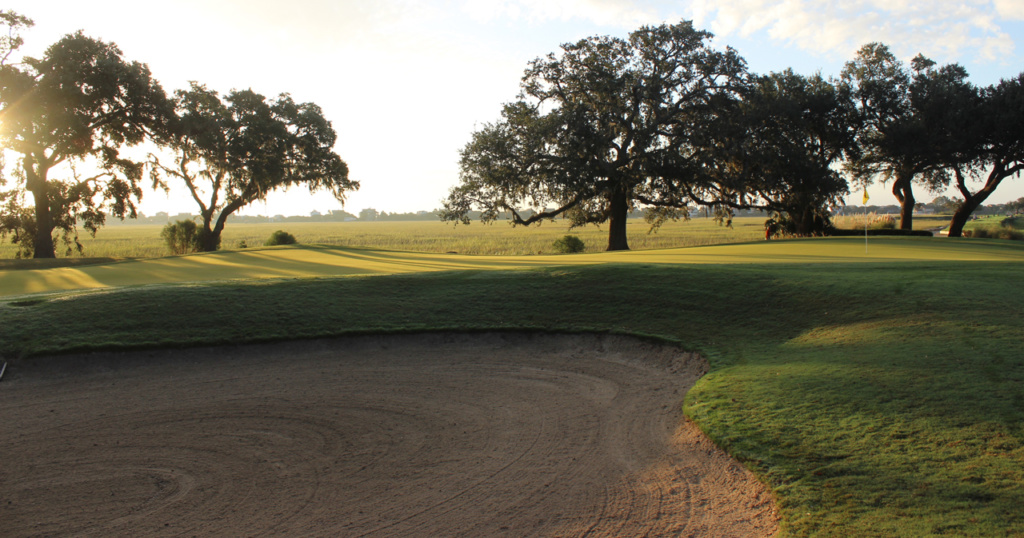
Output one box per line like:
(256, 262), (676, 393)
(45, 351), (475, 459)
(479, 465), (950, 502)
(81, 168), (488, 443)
(5, 0), (1024, 217)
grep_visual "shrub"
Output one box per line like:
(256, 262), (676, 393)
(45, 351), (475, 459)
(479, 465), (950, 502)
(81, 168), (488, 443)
(265, 230), (297, 246)
(995, 228), (1024, 241)
(552, 235), (585, 253)
(237, 240), (248, 249)
(160, 220), (201, 255)
(965, 226), (1023, 241)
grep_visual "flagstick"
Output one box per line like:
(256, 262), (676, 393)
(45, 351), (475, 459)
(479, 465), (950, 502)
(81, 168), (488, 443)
(863, 188), (870, 255)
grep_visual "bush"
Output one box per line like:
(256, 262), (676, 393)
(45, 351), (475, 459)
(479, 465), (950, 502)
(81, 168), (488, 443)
(969, 226), (1023, 241)
(161, 220), (201, 255)
(997, 228), (1024, 241)
(552, 235), (585, 253)
(265, 230), (297, 246)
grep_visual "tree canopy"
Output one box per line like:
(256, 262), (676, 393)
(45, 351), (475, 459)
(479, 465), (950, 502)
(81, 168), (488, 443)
(840, 44), (978, 231)
(942, 73), (1024, 237)
(149, 83), (356, 251)
(0, 30), (170, 258)
(441, 21), (748, 251)
(711, 70), (857, 236)
(0, 10), (32, 65)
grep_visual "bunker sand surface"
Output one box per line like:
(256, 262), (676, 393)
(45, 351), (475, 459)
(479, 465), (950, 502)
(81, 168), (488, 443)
(0, 333), (778, 536)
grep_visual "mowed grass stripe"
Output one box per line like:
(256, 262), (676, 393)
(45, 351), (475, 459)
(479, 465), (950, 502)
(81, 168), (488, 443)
(3, 237), (1024, 298)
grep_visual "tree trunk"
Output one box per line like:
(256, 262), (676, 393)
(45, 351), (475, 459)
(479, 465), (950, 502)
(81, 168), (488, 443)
(947, 165), (1005, 238)
(606, 187), (629, 251)
(24, 158), (56, 259)
(946, 206), (975, 238)
(892, 175), (915, 231)
(198, 227), (222, 252)
(794, 207), (812, 237)
(28, 191), (55, 258)
(197, 216), (223, 252)
(198, 207), (237, 252)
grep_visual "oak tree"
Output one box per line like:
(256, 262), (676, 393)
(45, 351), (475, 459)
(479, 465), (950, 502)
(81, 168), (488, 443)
(0, 31), (170, 258)
(708, 70), (857, 236)
(944, 74), (1024, 237)
(441, 21), (748, 251)
(841, 44), (954, 231)
(150, 84), (356, 251)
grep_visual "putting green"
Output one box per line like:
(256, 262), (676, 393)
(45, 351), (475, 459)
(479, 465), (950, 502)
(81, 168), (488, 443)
(3, 237), (1023, 298)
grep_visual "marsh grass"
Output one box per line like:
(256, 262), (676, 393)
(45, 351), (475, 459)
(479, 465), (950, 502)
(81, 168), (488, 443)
(832, 213), (897, 230)
(0, 217), (766, 259)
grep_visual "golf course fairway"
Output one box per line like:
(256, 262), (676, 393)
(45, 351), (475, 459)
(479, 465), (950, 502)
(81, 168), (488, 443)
(3, 236), (1023, 298)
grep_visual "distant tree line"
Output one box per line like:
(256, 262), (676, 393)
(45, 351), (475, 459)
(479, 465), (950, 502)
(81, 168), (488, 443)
(442, 21), (1024, 249)
(0, 10), (357, 258)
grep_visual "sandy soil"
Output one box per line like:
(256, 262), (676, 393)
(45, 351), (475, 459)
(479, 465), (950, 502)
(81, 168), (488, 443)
(0, 333), (778, 536)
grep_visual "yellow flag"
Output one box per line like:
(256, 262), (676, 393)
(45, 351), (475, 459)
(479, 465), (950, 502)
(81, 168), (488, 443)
(863, 188), (870, 205)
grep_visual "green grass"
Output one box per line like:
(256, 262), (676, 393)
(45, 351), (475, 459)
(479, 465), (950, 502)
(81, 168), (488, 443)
(0, 216), (766, 259)
(963, 216), (1024, 241)
(4, 237), (1024, 298)
(913, 215), (957, 229)
(2, 237), (1023, 536)
(955, 215), (1024, 232)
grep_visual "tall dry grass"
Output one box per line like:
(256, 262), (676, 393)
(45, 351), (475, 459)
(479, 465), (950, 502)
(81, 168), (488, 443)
(832, 213), (897, 230)
(0, 217), (767, 259)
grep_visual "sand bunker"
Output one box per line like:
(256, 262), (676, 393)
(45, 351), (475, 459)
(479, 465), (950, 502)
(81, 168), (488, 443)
(0, 333), (777, 536)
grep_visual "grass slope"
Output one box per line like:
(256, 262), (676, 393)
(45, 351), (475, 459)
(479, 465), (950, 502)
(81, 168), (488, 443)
(2, 237), (1022, 536)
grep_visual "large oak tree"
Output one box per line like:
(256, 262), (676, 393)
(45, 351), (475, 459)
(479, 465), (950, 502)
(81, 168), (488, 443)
(441, 21), (748, 251)
(0, 31), (170, 258)
(697, 70), (858, 237)
(150, 84), (356, 251)
(944, 73), (1024, 237)
(841, 44), (966, 231)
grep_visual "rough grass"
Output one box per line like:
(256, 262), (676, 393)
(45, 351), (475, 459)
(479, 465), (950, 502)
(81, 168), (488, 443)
(964, 217), (1024, 241)
(2, 238), (1023, 536)
(964, 216), (1015, 230)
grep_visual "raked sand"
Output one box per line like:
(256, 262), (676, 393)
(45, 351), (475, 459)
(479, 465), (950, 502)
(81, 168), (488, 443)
(0, 333), (777, 536)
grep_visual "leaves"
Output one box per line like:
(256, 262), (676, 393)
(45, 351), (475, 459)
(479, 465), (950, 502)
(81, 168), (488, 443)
(727, 70), (855, 235)
(0, 10), (33, 66)
(0, 29), (170, 257)
(442, 20), (749, 250)
(149, 84), (356, 251)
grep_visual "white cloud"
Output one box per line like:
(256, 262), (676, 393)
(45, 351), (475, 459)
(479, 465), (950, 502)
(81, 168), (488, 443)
(687, 0), (1016, 65)
(994, 0), (1024, 19)
(460, 0), (658, 28)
